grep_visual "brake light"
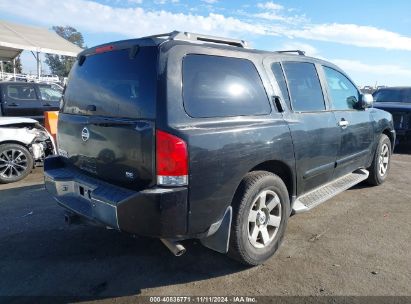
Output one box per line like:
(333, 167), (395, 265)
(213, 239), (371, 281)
(95, 45), (114, 54)
(156, 130), (188, 186)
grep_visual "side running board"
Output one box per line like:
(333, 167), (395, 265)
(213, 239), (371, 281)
(292, 169), (369, 214)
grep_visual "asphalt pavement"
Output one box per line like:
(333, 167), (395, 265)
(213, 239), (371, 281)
(0, 151), (410, 303)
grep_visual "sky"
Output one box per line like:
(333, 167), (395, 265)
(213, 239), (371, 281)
(1, 0), (411, 86)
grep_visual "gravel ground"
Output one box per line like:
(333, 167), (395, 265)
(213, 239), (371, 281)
(0, 152), (410, 303)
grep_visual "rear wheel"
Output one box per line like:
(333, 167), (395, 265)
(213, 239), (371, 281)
(366, 134), (391, 186)
(228, 171), (290, 266)
(0, 143), (33, 184)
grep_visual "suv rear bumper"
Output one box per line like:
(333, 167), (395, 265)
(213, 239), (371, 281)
(44, 156), (188, 238)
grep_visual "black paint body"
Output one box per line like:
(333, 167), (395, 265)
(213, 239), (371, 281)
(44, 38), (394, 239)
(373, 87), (411, 144)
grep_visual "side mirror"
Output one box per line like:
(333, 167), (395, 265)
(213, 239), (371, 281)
(359, 93), (373, 109)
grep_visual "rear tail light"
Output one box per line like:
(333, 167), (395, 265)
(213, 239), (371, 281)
(156, 130), (188, 186)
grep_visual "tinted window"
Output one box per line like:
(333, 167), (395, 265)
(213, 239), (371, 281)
(182, 55), (271, 118)
(7, 84), (37, 101)
(373, 88), (411, 103)
(271, 63), (290, 108)
(48, 83), (64, 93)
(38, 85), (62, 102)
(323, 66), (359, 110)
(63, 47), (157, 119)
(282, 62), (325, 112)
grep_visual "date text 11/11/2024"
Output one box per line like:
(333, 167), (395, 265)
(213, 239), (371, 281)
(149, 296), (257, 303)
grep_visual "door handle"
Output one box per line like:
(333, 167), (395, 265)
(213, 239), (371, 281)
(338, 119), (350, 128)
(43, 103), (51, 106)
(8, 103), (19, 107)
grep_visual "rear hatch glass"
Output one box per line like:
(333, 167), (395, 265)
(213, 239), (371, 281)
(59, 46), (158, 190)
(63, 46), (157, 118)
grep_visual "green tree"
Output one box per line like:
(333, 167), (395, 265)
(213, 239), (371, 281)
(3, 56), (22, 73)
(45, 26), (84, 77)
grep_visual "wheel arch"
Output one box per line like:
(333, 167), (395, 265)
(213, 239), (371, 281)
(230, 160), (295, 208)
(250, 160), (295, 200)
(382, 128), (395, 150)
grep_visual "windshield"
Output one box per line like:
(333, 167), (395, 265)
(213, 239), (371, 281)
(38, 84), (62, 102)
(373, 88), (411, 103)
(63, 46), (157, 119)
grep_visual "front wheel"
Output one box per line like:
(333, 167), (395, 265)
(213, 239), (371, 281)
(366, 134), (392, 186)
(0, 143), (33, 184)
(228, 171), (290, 266)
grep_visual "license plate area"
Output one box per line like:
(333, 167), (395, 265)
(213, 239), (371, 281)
(76, 182), (95, 201)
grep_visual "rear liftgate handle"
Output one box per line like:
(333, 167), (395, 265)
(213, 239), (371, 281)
(338, 118), (350, 129)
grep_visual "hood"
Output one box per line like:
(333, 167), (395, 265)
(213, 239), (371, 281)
(0, 117), (39, 126)
(373, 102), (411, 112)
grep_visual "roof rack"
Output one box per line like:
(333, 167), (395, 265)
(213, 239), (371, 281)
(142, 31), (249, 48)
(277, 50), (306, 56)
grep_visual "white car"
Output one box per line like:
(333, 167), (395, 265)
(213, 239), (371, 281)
(0, 117), (56, 183)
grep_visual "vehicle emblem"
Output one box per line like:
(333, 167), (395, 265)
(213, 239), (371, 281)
(125, 171), (134, 179)
(81, 127), (90, 142)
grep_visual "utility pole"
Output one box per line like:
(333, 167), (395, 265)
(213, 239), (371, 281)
(37, 51), (41, 79)
(13, 58), (16, 81)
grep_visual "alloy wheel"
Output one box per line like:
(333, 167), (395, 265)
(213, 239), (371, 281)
(0, 149), (29, 179)
(248, 190), (282, 249)
(378, 143), (390, 177)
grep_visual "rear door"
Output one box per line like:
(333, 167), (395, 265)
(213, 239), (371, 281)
(321, 66), (373, 178)
(58, 45), (158, 190)
(265, 59), (340, 194)
(1, 83), (43, 120)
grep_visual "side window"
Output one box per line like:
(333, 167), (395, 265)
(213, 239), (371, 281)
(182, 55), (271, 118)
(282, 62), (325, 112)
(271, 63), (291, 108)
(323, 66), (360, 110)
(6, 85), (37, 101)
(38, 85), (63, 102)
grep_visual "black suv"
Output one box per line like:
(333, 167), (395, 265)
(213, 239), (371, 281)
(0, 82), (61, 122)
(373, 87), (411, 144)
(44, 31), (395, 265)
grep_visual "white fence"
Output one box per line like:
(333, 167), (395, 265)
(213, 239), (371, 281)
(0, 71), (60, 83)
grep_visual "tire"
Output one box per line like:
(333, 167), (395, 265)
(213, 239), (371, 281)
(0, 143), (33, 184)
(228, 171), (290, 266)
(366, 134), (392, 186)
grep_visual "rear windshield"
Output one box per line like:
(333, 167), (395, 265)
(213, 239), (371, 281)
(373, 89), (411, 103)
(63, 46), (157, 118)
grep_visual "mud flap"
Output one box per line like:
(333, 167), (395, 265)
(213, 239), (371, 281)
(200, 206), (232, 254)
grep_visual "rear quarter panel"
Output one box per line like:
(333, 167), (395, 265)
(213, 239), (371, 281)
(183, 120), (295, 234)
